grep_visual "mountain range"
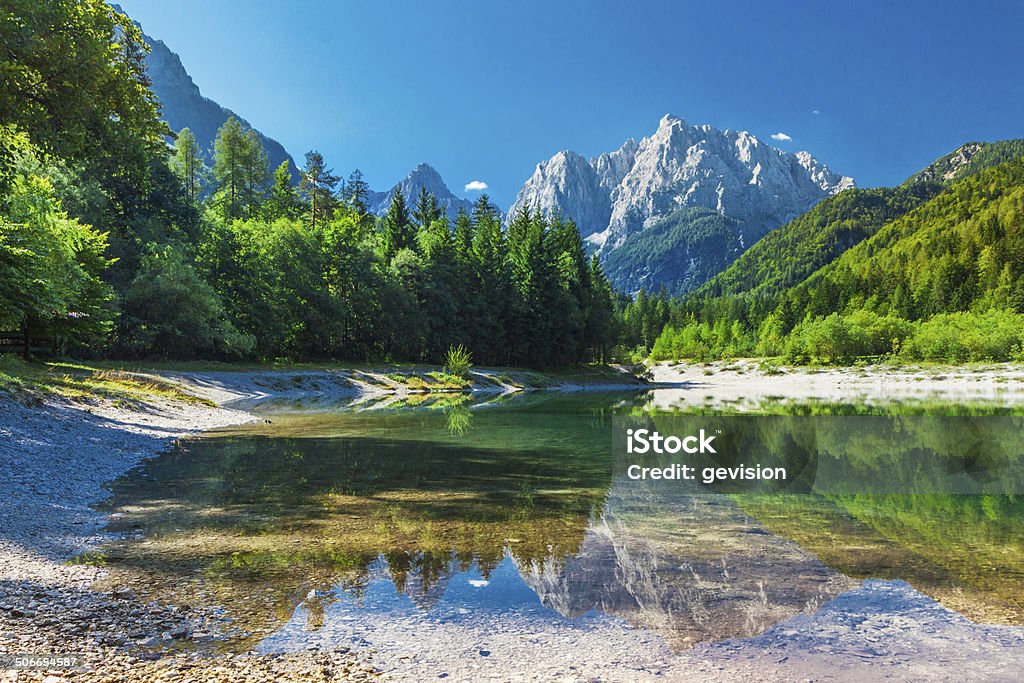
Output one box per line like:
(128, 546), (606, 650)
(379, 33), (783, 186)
(364, 163), (475, 219)
(140, 7), (1022, 307)
(645, 137), (1024, 362)
(690, 138), (1024, 308)
(508, 115), (853, 294)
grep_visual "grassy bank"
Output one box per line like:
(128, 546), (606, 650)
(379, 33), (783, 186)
(0, 355), (645, 405)
(0, 355), (214, 405)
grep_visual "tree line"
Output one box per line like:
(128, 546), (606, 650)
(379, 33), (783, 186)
(0, 1), (620, 368)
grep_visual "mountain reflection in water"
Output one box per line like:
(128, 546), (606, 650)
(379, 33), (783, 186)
(97, 392), (1024, 652)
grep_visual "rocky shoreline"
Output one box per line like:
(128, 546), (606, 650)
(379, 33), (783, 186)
(0, 383), (381, 681)
(0, 366), (645, 682)
(3, 365), (1024, 681)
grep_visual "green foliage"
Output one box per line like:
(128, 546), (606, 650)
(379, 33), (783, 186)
(413, 186), (442, 227)
(345, 169), (370, 216)
(299, 150), (339, 228)
(170, 127), (205, 203)
(122, 244), (253, 359)
(445, 344), (473, 378)
(0, 127), (114, 346)
(265, 160), (302, 220)
(0, 0), (166, 179)
(382, 188), (414, 261)
(644, 149), (1024, 366)
(695, 183), (940, 305)
(782, 311), (915, 364)
(603, 207), (744, 296)
(212, 117), (269, 220)
(901, 310), (1024, 363)
(904, 140), (1024, 186)
(0, 3), (627, 367)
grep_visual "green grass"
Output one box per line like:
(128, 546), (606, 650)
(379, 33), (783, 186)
(0, 355), (213, 406)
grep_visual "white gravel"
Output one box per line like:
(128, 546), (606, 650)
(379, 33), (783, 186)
(648, 359), (1024, 409)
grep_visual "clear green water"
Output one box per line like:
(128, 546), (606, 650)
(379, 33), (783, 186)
(98, 392), (1024, 651)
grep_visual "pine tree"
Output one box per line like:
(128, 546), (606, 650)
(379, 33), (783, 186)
(266, 160), (302, 220)
(346, 168), (369, 215)
(470, 205), (510, 363)
(241, 129), (270, 212)
(471, 194), (499, 226)
(212, 117), (269, 219)
(212, 117), (247, 219)
(585, 256), (617, 362)
(299, 150), (339, 229)
(170, 127), (205, 202)
(453, 208), (474, 258)
(413, 186), (443, 227)
(382, 188), (415, 260)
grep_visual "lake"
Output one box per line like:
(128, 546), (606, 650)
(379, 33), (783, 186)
(96, 390), (1024, 656)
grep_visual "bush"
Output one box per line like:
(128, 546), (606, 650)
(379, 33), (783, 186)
(901, 309), (1024, 362)
(445, 344), (473, 378)
(783, 310), (915, 364)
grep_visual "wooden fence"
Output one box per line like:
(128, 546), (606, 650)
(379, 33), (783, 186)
(0, 331), (56, 358)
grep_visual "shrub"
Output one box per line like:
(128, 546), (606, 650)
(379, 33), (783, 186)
(901, 309), (1024, 362)
(445, 344), (473, 378)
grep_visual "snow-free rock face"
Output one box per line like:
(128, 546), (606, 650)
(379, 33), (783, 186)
(130, 9), (298, 178)
(509, 114), (854, 251)
(506, 151), (611, 232)
(366, 163), (477, 220)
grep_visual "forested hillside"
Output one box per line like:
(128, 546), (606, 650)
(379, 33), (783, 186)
(642, 145), (1024, 364)
(0, 1), (617, 368)
(601, 208), (744, 296)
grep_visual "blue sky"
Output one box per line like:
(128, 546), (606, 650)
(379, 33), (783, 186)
(118, 0), (1024, 208)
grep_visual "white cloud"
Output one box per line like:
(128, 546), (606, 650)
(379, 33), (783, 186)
(464, 180), (488, 191)
(812, 109), (821, 115)
(770, 132), (792, 142)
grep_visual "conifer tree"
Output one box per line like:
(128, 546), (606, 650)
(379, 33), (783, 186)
(170, 127), (205, 203)
(346, 168), (369, 215)
(299, 150), (339, 229)
(382, 188), (415, 260)
(212, 117), (269, 219)
(413, 186), (442, 226)
(266, 160), (302, 220)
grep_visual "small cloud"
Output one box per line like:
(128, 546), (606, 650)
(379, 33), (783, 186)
(770, 132), (792, 142)
(812, 109), (821, 115)
(464, 180), (488, 191)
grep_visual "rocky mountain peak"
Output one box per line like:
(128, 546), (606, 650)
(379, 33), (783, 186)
(509, 115), (854, 252)
(511, 150), (610, 232)
(365, 163), (477, 220)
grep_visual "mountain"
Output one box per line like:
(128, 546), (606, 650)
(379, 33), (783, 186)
(904, 140), (1024, 186)
(654, 140), (1024, 362)
(123, 7), (298, 177)
(690, 139), (1024, 309)
(509, 114), (853, 293)
(691, 184), (942, 304)
(514, 471), (852, 647)
(127, 6), (479, 213)
(781, 155), (1024, 323)
(366, 163), (477, 220)
(602, 208), (744, 296)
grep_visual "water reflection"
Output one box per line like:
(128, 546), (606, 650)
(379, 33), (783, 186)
(97, 392), (1024, 653)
